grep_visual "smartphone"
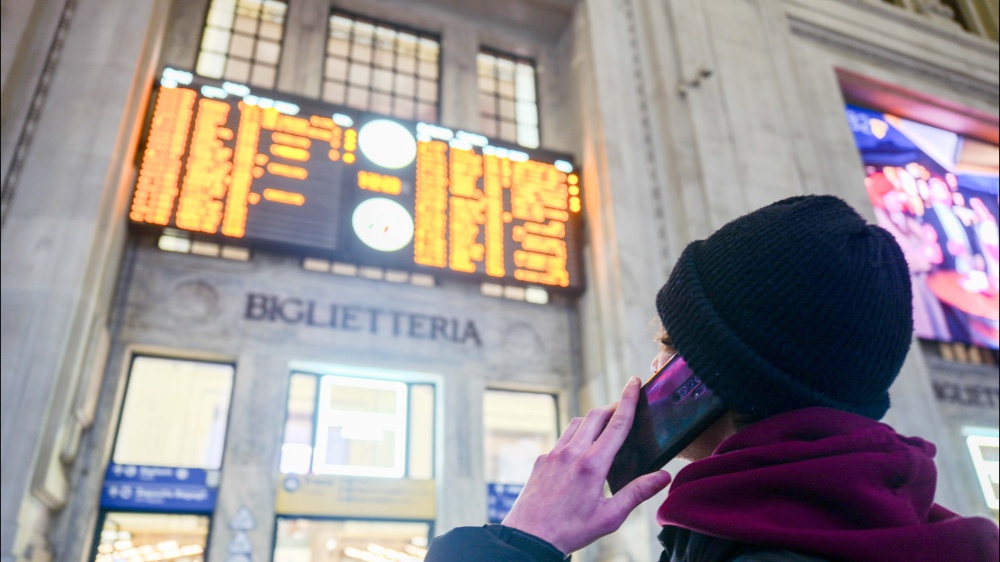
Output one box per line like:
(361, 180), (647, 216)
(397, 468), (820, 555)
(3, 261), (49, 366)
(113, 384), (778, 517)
(606, 354), (727, 494)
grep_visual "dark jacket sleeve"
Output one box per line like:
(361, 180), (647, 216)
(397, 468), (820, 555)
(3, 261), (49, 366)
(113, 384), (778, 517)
(425, 524), (568, 562)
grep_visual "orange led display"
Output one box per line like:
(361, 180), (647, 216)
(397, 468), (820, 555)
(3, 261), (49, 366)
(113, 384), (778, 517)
(130, 71), (583, 292)
(131, 86), (196, 225)
(358, 170), (402, 195)
(414, 140), (448, 268)
(175, 98), (231, 233)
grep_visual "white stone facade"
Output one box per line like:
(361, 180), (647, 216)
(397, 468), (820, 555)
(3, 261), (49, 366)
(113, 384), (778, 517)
(1, 1), (997, 562)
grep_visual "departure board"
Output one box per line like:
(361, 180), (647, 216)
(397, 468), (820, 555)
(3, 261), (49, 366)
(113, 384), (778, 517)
(130, 69), (584, 292)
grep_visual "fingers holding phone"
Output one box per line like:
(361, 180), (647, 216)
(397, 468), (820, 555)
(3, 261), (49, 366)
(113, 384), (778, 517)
(501, 377), (673, 555)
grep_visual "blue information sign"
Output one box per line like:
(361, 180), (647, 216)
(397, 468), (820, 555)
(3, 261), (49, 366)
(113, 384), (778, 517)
(100, 463), (219, 513)
(487, 483), (523, 523)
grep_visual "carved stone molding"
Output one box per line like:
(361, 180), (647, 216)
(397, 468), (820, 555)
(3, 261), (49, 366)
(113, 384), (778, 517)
(785, 0), (999, 101)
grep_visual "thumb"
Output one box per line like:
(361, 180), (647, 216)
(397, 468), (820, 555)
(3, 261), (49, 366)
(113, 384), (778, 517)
(608, 470), (672, 516)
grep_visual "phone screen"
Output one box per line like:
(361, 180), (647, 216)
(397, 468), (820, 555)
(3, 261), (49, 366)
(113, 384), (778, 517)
(606, 355), (727, 494)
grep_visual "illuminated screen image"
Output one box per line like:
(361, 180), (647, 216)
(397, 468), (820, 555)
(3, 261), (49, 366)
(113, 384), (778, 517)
(130, 68), (584, 292)
(846, 105), (999, 349)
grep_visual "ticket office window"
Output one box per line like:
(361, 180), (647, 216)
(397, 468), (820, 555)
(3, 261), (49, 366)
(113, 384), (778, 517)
(279, 372), (436, 479)
(94, 513), (209, 562)
(273, 518), (430, 562)
(323, 10), (441, 122)
(195, 0), (288, 88)
(484, 389), (559, 484)
(113, 356), (235, 469)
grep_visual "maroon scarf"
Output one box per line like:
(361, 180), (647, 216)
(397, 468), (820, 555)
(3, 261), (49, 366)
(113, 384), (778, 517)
(657, 407), (999, 561)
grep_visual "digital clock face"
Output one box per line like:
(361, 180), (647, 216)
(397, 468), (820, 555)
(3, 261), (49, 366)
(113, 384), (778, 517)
(129, 68), (585, 293)
(351, 198), (414, 252)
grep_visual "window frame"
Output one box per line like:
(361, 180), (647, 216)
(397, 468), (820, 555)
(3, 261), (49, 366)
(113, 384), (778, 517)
(476, 47), (542, 148)
(109, 353), (237, 471)
(194, 0), (291, 88)
(278, 364), (441, 480)
(322, 8), (443, 123)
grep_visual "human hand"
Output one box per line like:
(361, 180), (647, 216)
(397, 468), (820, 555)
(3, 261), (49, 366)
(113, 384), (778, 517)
(501, 377), (673, 554)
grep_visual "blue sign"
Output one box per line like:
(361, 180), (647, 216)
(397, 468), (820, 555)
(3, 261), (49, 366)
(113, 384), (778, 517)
(100, 464), (219, 513)
(487, 483), (523, 523)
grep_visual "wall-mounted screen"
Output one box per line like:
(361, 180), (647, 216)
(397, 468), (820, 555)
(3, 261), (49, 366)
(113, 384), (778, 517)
(129, 68), (584, 292)
(846, 105), (999, 349)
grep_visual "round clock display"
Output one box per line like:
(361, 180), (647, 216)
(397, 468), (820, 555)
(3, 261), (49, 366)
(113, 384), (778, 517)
(351, 197), (415, 252)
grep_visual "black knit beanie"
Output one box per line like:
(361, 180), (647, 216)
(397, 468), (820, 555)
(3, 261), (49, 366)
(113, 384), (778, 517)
(656, 195), (913, 420)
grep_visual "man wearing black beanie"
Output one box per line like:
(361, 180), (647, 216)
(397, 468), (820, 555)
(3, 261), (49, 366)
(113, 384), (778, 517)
(426, 195), (1000, 561)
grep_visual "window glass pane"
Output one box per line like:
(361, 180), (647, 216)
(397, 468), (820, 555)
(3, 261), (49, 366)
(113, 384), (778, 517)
(374, 48), (395, 69)
(259, 19), (283, 40)
(418, 59), (438, 79)
(196, 51), (226, 79)
(394, 98), (415, 120)
(483, 390), (557, 484)
(500, 120), (516, 142)
(516, 101), (538, 126)
(372, 68), (393, 92)
(351, 43), (373, 64)
(280, 374), (317, 474)
(255, 40), (280, 64)
(196, 0), (285, 88)
(322, 81), (346, 104)
(250, 63), (276, 88)
(479, 50), (540, 147)
(331, 15), (353, 32)
(418, 39), (438, 60)
(113, 357), (233, 469)
(206, 1), (236, 28)
(499, 98), (516, 120)
(371, 92), (393, 115)
(224, 58), (251, 82)
(478, 74), (495, 94)
(201, 27), (231, 54)
(479, 118), (497, 137)
(95, 513), (209, 562)
(498, 79), (516, 99)
(313, 376), (407, 477)
(479, 93), (496, 117)
(408, 384), (435, 479)
(416, 102), (437, 123)
(348, 63), (371, 86)
(325, 57), (348, 80)
(417, 79), (437, 102)
(274, 518), (429, 562)
(229, 33), (255, 58)
(262, 0), (287, 21)
(233, 13), (258, 34)
(326, 11), (440, 118)
(354, 21), (376, 43)
(346, 85), (369, 108)
(395, 74), (415, 97)
(397, 56), (416, 75)
(516, 69), (536, 102)
(517, 126), (539, 149)
(328, 37), (350, 57)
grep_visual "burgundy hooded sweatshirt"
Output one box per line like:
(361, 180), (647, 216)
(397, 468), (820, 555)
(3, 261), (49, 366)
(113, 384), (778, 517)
(657, 407), (999, 562)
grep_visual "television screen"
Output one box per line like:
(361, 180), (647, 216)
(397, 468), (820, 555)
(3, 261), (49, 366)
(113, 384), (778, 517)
(846, 105), (999, 349)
